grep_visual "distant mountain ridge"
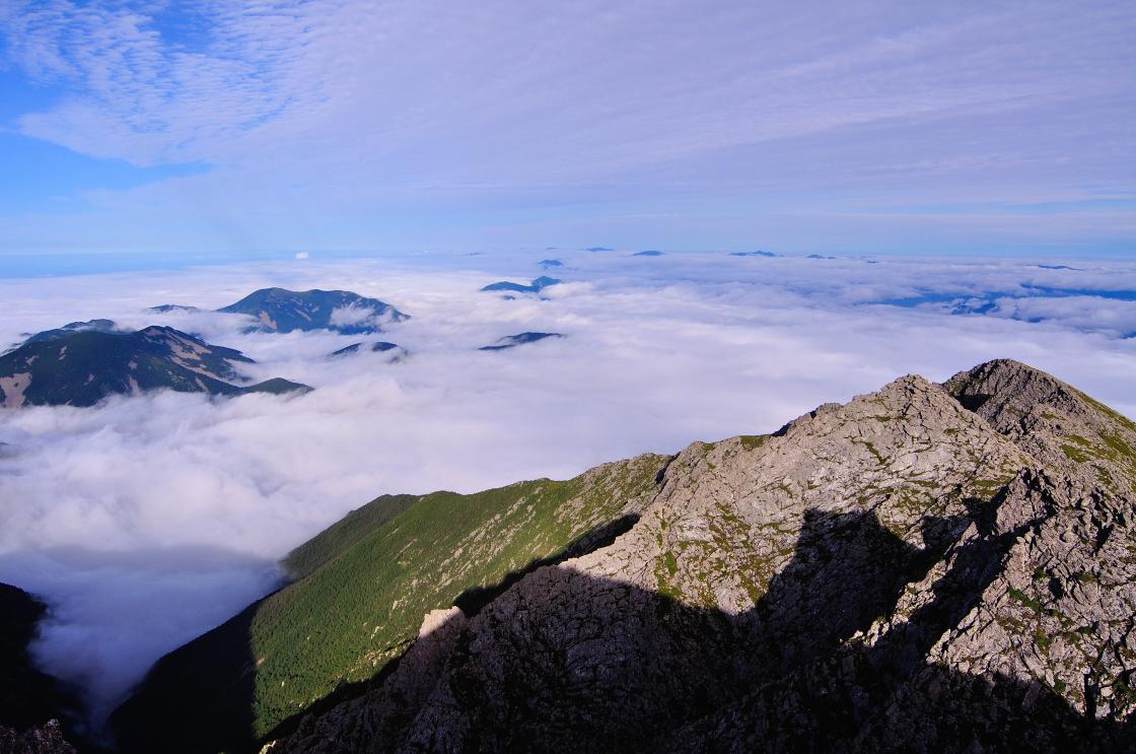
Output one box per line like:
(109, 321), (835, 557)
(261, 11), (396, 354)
(217, 288), (408, 334)
(329, 341), (404, 359)
(729, 249), (777, 257)
(477, 332), (564, 351)
(479, 276), (560, 294)
(13, 319), (120, 349)
(0, 325), (309, 408)
(0, 287), (410, 408)
(109, 359), (1136, 753)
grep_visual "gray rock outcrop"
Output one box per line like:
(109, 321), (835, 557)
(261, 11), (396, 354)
(262, 360), (1136, 752)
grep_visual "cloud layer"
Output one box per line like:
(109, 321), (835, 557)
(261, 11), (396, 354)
(0, 250), (1135, 731)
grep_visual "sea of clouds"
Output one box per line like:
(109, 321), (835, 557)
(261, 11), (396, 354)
(1, 249), (1134, 732)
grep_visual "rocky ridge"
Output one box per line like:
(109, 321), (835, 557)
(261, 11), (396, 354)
(0, 721), (76, 754)
(262, 360), (1136, 753)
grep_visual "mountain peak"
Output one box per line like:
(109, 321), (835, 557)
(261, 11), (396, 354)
(217, 288), (408, 334)
(0, 325), (307, 408)
(945, 359), (1136, 495)
(480, 277), (561, 294)
(108, 361), (1136, 753)
(945, 358), (1069, 405)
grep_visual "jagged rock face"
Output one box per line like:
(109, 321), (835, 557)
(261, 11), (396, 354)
(0, 721), (76, 754)
(946, 358), (1136, 495)
(269, 363), (1135, 753)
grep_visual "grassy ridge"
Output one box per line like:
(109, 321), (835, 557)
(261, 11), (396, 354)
(113, 452), (669, 751)
(249, 454), (667, 736)
(282, 494), (418, 579)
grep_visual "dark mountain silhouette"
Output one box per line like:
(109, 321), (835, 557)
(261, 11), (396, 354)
(0, 326), (309, 408)
(479, 276), (561, 294)
(328, 342), (404, 359)
(477, 332), (564, 351)
(16, 320), (120, 347)
(0, 584), (79, 753)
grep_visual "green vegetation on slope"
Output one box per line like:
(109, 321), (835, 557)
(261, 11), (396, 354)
(250, 455), (665, 735)
(1054, 402), (1136, 496)
(282, 494), (418, 579)
(112, 453), (668, 752)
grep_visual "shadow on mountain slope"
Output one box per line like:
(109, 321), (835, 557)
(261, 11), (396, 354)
(453, 514), (640, 617)
(109, 515), (645, 754)
(0, 583), (81, 734)
(277, 505), (1131, 753)
(108, 601), (257, 754)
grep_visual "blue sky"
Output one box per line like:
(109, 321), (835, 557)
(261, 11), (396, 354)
(1, 0), (1134, 259)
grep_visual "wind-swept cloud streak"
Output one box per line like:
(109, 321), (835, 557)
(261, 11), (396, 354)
(0, 251), (1134, 731)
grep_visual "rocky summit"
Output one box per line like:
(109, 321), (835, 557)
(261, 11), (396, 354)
(106, 360), (1134, 753)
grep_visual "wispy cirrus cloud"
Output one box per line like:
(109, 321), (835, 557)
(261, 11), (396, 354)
(2, 0), (318, 165)
(1, 1), (1133, 252)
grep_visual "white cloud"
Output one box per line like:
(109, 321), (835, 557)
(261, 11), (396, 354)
(984, 295), (1136, 337)
(9, 1), (1129, 175)
(1, 1), (1133, 255)
(0, 252), (1134, 730)
(328, 303), (383, 328)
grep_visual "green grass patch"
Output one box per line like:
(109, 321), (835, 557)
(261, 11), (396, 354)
(854, 439), (886, 466)
(739, 435), (767, 451)
(1008, 587), (1043, 612)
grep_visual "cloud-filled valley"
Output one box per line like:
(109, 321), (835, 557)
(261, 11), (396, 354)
(1, 249), (1135, 734)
